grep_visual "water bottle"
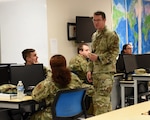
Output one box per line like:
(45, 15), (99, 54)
(17, 81), (24, 100)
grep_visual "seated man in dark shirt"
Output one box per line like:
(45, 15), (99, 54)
(117, 44), (148, 105)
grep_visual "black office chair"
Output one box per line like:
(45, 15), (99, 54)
(51, 88), (87, 120)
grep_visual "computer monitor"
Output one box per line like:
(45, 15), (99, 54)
(116, 54), (125, 73)
(123, 54), (138, 73)
(10, 64), (45, 92)
(0, 65), (10, 85)
(136, 54), (150, 69)
(76, 16), (96, 43)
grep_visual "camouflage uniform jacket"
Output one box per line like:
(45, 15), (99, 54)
(30, 72), (94, 120)
(43, 66), (51, 78)
(87, 26), (119, 74)
(69, 54), (88, 82)
(0, 84), (17, 94)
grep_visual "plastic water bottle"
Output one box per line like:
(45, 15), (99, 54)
(17, 81), (24, 100)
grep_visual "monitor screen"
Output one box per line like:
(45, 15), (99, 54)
(116, 54), (125, 73)
(76, 16), (96, 43)
(10, 64), (45, 91)
(135, 54), (150, 69)
(0, 65), (10, 85)
(123, 54), (137, 73)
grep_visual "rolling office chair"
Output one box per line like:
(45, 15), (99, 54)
(51, 88), (87, 120)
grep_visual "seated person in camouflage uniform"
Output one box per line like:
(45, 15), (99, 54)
(6, 49), (51, 120)
(69, 43), (92, 84)
(22, 48), (51, 78)
(69, 43), (94, 114)
(0, 84), (16, 94)
(30, 54), (94, 120)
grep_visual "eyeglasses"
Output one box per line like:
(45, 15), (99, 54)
(126, 47), (132, 49)
(92, 19), (103, 22)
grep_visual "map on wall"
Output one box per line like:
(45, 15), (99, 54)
(142, 0), (150, 53)
(113, 0), (126, 52)
(113, 0), (138, 54)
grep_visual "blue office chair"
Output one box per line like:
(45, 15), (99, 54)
(52, 88), (87, 120)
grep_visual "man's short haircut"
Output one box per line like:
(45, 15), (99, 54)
(77, 43), (89, 54)
(94, 11), (106, 19)
(22, 48), (35, 61)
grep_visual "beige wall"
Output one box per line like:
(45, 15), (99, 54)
(47, 0), (112, 64)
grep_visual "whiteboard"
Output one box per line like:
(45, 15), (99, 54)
(0, 0), (48, 66)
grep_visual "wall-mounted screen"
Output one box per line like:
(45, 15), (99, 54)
(76, 16), (96, 43)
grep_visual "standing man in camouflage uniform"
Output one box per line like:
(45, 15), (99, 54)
(87, 11), (119, 115)
(69, 43), (91, 84)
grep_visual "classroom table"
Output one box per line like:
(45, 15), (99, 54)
(120, 80), (134, 107)
(0, 95), (37, 120)
(0, 95), (37, 113)
(111, 73), (124, 109)
(120, 73), (150, 107)
(132, 74), (150, 104)
(86, 101), (150, 120)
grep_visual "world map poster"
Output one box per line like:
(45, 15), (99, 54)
(142, 0), (150, 53)
(113, 0), (150, 54)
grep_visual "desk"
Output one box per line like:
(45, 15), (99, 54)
(0, 96), (35, 112)
(0, 95), (32, 102)
(111, 73), (124, 109)
(120, 74), (150, 107)
(132, 74), (150, 104)
(120, 80), (134, 107)
(0, 96), (37, 120)
(86, 101), (150, 120)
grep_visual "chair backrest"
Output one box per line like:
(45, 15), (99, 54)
(52, 88), (87, 120)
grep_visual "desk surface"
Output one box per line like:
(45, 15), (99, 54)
(120, 80), (134, 84)
(132, 73), (150, 77)
(114, 73), (124, 76)
(0, 95), (32, 102)
(87, 101), (150, 120)
(0, 95), (34, 110)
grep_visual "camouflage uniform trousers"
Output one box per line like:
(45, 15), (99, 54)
(30, 107), (52, 120)
(92, 73), (114, 115)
